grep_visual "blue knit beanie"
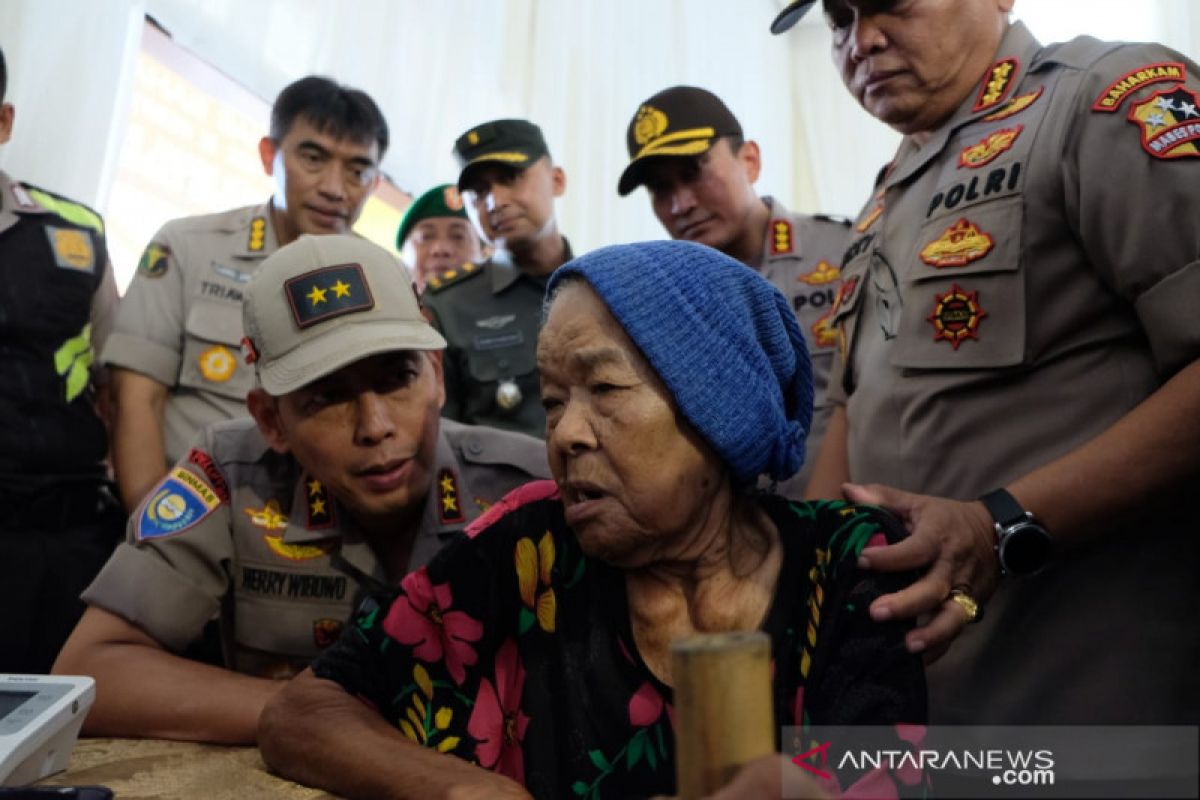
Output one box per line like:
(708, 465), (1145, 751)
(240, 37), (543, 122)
(545, 240), (813, 485)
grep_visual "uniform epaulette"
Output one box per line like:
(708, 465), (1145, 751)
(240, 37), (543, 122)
(426, 261), (484, 293)
(20, 182), (105, 235)
(812, 213), (852, 227)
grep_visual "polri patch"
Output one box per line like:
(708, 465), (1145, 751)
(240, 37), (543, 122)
(958, 125), (1023, 169)
(770, 219), (793, 255)
(973, 57), (1019, 113)
(138, 242), (170, 278)
(44, 226), (95, 273)
(797, 260), (840, 286)
(284, 263), (375, 329)
(920, 219), (994, 268)
(983, 87), (1043, 122)
(305, 477), (336, 529)
(928, 284), (987, 350)
(1093, 62), (1186, 113)
(137, 467), (221, 540)
(438, 468), (465, 525)
(1127, 85), (1200, 159)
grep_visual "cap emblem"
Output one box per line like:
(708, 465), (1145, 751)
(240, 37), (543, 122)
(634, 105), (670, 147)
(443, 185), (464, 211)
(467, 130), (480, 145)
(284, 263), (375, 329)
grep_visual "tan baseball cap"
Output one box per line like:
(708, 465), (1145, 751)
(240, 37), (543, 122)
(241, 234), (445, 396)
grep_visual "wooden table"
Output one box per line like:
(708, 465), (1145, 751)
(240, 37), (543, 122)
(37, 737), (337, 799)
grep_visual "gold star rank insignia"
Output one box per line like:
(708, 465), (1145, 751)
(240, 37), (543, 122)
(302, 474), (335, 530)
(437, 468), (465, 525)
(331, 279), (352, 298)
(307, 285), (328, 305)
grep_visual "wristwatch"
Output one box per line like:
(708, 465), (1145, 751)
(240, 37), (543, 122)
(978, 489), (1051, 576)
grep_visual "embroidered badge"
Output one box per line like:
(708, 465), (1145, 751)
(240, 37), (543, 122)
(475, 314), (517, 330)
(245, 499), (289, 532)
(313, 618), (344, 649)
(438, 468), (465, 525)
(634, 105), (670, 147)
(211, 262), (251, 283)
(811, 309), (839, 349)
(44, 227), (95, 273)
(920, 219), (995, 268)
(797, 261), (840, 286)
(855, 203), (884, 233)
(138, 242), (170, 278)
(248, 216), (267, 252)
(285, 263), (375, 329)
(928, 284), (987, 349)
(770, 219), (793, 255)
(1092, 62), (1186, 113)
(831, 276), (859, 316)
(1127, 85), (1200, 159)
(973, 57), (1019, 113)
(264, 532), (337, 561)
(305, 478), (335, 529)
(137, 467), (220, 540)
(187, 448), (230, 502)
(958, 125), (1023, 169)
(443, 185), (464, 211)
(983, 87), (1044, 122)
(467, 130), (480, 146)
(198, 344), (237, 383)
(426, 260), (479, 291)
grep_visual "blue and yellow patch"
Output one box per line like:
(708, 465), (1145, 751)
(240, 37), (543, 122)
(44, 226), (95, 273)
(137, 467), (221, 540)
(285, 263), (375, 329)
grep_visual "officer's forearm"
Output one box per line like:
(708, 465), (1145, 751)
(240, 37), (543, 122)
(259, 669), (532, 800)
(804, 404), (851, 499)
(53, 606), (280, 745)
(110, 368), (169, 512)
(1008, 358), (1200, 539)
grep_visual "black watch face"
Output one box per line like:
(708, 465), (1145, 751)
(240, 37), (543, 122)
(1000, 524), (1051, 575)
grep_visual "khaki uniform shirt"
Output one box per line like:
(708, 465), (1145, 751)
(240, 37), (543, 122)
(830, 23), (1200, 724)
(423, 243), (573, 439)
(751, 197), (850, 496)
(82, 417), (550, 677)
(101, 201), (280, 463)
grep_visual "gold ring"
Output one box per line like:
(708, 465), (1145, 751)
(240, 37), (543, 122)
(949, 588), (982, 623)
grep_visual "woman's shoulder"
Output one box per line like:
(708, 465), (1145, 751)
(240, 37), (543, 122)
(768, 496), (907, 563)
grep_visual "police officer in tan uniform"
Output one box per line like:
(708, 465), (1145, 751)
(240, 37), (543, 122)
(775, 0), (1200, 728)
(395, 183), (483, 293)
(103, 76), (389, 513)
(617, 85), (850, 493)
(422, 119), (573, 439)
(55, 234), (550, 744)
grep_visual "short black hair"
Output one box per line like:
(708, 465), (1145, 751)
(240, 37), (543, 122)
(1, 45), (7, 104)
(270, 75), (389, 158)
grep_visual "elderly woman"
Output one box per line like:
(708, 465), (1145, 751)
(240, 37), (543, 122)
(259, 241), (925, 799)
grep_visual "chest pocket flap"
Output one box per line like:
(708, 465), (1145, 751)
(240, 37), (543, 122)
(464, 316), (540, 383)
(180, 298), (252, 398)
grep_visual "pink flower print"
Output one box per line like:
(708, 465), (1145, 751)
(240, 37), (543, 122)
(383, 567), (484, 685)
(628, 682), (665, 727)
(468, 638), (530, 784)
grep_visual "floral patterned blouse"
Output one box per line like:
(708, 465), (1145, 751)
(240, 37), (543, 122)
(311, 480), (927, 799)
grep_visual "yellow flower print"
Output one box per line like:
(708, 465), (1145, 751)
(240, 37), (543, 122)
(515, 531), (556, 633)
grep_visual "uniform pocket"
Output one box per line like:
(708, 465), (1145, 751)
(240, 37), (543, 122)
(464, 325), (538, 383)
(179, 298), (253, 399)
(891, 196), (1025, 369)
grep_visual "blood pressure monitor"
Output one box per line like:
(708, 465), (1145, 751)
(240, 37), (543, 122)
(0, 675), (94, 786)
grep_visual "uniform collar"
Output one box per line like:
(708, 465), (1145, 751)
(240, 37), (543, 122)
(488, 237), (572, 294)
(0, 170), (43, 235)
(885, 21), (1043, 189)
(230, 198), (281, 260)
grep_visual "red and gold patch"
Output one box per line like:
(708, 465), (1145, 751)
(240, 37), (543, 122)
(958, 125), (1023, 169)
(797, 260), (840, 286)
(855, 203), (884, 233)
(983, 87), (1044, 122)
(811, 309), (838, 349)
(187, 448), (230, 502)
(1092, 61), (1186, 113)
(770, 219), (793, 255)
(920, 219), (994, 268)
(927, 284), (987, 349)
(1126, 85), (1200, 160)
(313, 618), (345, 649)
(438, 468), (465, 525)
(305, 478), (336, 530)
(973, 57), (1019, 113)
(831, 276), (858, 316)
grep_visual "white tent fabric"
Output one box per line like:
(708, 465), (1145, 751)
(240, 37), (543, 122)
(1, 0), (1197, 258)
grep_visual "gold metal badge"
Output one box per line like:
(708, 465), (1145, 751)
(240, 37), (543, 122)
(634, 105), (669, 147)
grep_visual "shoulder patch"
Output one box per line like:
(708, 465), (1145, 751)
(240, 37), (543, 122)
(248, 216), (267, 251)
(137, 466), (221, 540)
(1092, 61), (1186, 113)
(44, 226), (96, 273)
(138, 242), (171, 278)
(426, 261), (483, 293)
(303, 477), (336, 530)
(770, 219), (794, 255)
(25, 187), (105, 235)
(973, 57), (1019, 113)
(437, 468), (466, 525)
(1126, 84), (1200, 159)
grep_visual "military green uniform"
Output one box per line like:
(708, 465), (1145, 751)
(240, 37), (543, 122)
(101, 201), (280, 463)
(423, 245), (571, 439)
(829, 23), (1200, 724)
(82, 417), (549, 677)
(752, 197), (849, 496)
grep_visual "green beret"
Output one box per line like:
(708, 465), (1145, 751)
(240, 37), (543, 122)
(395, 184), (470, 250)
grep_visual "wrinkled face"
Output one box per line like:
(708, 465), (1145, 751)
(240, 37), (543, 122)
(461, 158), (565, 249)
(643, 139), (762, 252)
(404, 217), (482, 291)
(261, 115), (381, 244)
(538, 282), (726, 567)
(827, 0), (1011, 135)
(253, 351), (445, 528)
